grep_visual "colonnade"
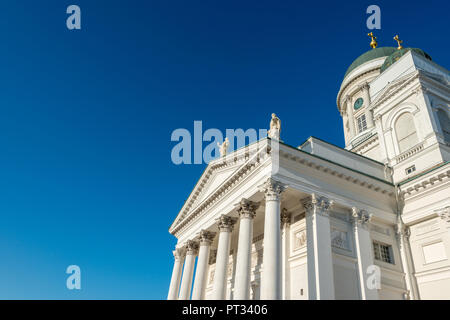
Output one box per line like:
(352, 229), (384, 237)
(168, 180), (378, 300)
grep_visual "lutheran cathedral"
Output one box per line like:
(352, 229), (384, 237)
(167, 33), (450, 300)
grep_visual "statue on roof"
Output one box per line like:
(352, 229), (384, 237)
(268, 113), (281, 140)
(217, 137), (229, 157)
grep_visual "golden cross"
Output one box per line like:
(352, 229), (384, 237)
(368, 32), (378, 49)
(393, 35), (404, 50)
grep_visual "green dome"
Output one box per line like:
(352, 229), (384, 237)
(380, 48), (432, 73)
(344, 47), (397, 78)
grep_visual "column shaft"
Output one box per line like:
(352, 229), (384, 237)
(346, 96), (356, 137)
(234, 199), (259, 300)
(192, 231), (215, 300)
(362, 83), (374, 128)
(352, 208), (378, 300)
(396, 220), (419, 300)
(281, 209), (291, 300)
(261, 179), (285, 300)
(178, 241), (198, 300)
(212, 216), (236, 300)
(167, 249), (185, 300)
(303, 194), (335, 300)
(342, 111), (350, 144)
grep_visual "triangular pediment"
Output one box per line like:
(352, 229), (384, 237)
(169, 155), (253, 232)
(191, 162), (243, 208)
(372, 72), (417, 107)
(169, 138), (271, 235)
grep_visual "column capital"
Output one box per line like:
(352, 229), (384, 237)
(436, 206), (450, 223)
(394, 215), (410, 242)
(173, 247), (186, 261)
(237, 198), (260, 219)
(395, 224), (411, 242)
(260, 178), (286, 201)
(198, 230), (216, 245)
(301, 193), (334, 217)
(344, 95), (351, 104)
(280, 208), (291, 227)
(185, 239), (199, 255)
(351, 207), (372, 229)
(358, 82), (370, 91)
(216, 215), (237, 232)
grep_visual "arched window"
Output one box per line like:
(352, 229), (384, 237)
(395, 113), (419, 153)
(436, 109), (450, 143)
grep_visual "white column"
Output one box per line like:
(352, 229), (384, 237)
(234, 199), (259, 300)
(396, 217), (420, 300)
(260, 178), (286, 300)
(346, 95), (356, 137)
(178, 240), (198, 300)
(302, 194), (335, 300)
(167, 247), (186, 300)
(361, 82), (374, 128)
(342, 110), (350, 144)
(281, 208), (291, 300)
(192, 230), (215, 300)
(212, 215), (236, 300)
(352, 207), (378, 300)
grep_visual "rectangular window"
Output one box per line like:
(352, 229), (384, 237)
(405, 165), (416, 175)
(357, 114), (367, 133)
(373, 242), (394, 264)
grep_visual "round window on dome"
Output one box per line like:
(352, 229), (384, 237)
(354, 98), (364, 110)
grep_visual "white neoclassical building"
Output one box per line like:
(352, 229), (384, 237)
(167, 36), (450, 300)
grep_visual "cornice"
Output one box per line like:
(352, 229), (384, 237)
(337, 68), (379, 113)
(400, 163), (450, 198)
(351, 132), (379, 153)
(170, 142), (270, 236)
(278, 146), (394, 196)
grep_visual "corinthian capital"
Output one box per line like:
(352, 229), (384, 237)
(173, 247), (186, 261)
(395, 224), (411, 242)
(280, 208), (291, 226)
(436, 206), (450, 223)
(351, 207), (372, 228)
(216, 215), (237, 232)
(301, 194), (334, 217)
(260, 178), (286, 201)
(237, 198), (260, 219)
(344, 95), (351, 105)
(185, 240), (199, 255)
(359, 82), (370, 91)
(394, 215), (410, 242)
(198, 230), (216, 245)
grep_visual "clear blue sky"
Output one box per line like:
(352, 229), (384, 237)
(0, 0), (448, 299)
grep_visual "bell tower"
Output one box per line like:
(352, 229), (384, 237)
(337, 34), (450, 183)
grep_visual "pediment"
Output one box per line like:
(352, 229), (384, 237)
(191, 163), (242, 208)
(372, 72), (417, 107)
(170, 156), (250, 232)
